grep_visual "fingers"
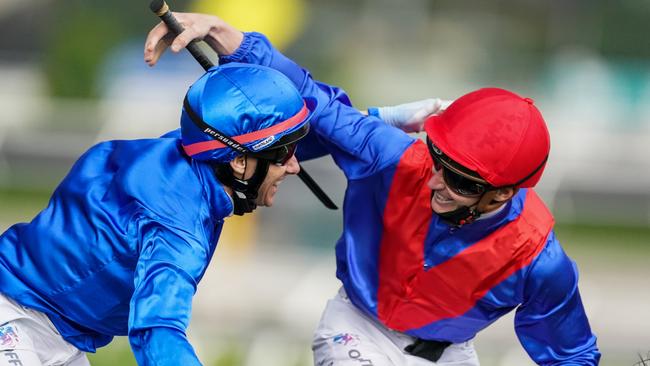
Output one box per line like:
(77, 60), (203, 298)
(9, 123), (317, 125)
(171, 14), (217, 51)
(144, 13), (213, 66)
(144, 21), (170, 66)
(144, 13), (202, 66)
(144, 13), (241, 65)
(169, 27), (199, 53)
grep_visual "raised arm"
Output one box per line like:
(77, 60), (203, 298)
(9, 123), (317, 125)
(145, 14), (449, 136)
(145, 16), (413, 179)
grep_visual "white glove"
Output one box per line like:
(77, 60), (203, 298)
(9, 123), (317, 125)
(368, 98), (453, 133)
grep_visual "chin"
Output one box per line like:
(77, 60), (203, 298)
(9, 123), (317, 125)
(430, 197), (457, 214)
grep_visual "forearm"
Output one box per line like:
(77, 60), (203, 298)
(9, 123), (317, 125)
(219, 32), (311, 91)
(220, 32), (414, 179)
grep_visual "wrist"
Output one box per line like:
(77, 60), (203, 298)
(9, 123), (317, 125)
(218, 32), (255, 64)
(367, 107), (381, 118)
(206, 20), (244, 55)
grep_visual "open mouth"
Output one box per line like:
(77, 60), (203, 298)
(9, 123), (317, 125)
(433, 191), (454, 204)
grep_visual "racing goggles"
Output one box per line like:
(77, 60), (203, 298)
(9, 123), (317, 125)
(250, 141), (298, 165)
(426, 138), (491, 197)
(248, 123), (308, 165)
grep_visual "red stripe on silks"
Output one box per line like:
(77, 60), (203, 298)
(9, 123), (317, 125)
(377, 142), (554, 331)
(182, 102), (309, 156)
(377, 141), (435, 326)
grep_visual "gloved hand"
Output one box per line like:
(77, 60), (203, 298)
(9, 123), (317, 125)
(368, 98), (453, 133)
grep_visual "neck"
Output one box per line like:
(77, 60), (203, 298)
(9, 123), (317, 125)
(476, 201), (507, 220)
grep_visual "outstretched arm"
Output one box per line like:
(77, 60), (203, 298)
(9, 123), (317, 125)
(145, 13), (450, 134)
(144, 13), (451, 132)
(145, 14), (414, 179)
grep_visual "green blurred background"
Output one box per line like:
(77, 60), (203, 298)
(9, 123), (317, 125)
(1, 0), (649, 365)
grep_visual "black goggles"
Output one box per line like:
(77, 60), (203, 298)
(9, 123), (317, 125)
(426, 138), (491, 197)
(247, 124), (309, 165)
(250, 142), (298, 166)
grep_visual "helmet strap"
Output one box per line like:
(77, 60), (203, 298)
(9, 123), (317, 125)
(213, 157), (271, 216)
(435, 191), (496, 227)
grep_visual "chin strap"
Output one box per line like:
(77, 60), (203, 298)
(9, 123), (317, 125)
(437, 205), (480, 227)
(213, 157), (271, 216)
(435, 192), (496, 227)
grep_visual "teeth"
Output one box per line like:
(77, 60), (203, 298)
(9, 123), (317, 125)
(434, 191), (452, 203)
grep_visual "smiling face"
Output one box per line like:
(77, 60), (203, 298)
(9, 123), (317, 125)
(227, 154), (301, 209)
(427, 163), (482, 213)
(427, 161), (518, 216)
(254, 155), (301, 207)
(231, 155), (300, 207)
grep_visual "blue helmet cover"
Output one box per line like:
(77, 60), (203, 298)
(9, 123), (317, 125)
(181, 63), (314, 163)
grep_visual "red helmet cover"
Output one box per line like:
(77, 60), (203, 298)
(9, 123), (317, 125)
(424, 88), (550, 188)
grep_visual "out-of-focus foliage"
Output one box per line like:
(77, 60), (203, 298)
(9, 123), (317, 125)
(44, 10), (122, 98)
(42, 0), (192, 98)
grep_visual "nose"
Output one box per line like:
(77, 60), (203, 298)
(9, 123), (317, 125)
(284, 156), (301, 175)
(427, 166), (445, 190)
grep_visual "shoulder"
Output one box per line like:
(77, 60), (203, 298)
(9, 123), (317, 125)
(524, 231), (578, 303)
(400, 139), (430, 167)
(517, 190), (555, 235)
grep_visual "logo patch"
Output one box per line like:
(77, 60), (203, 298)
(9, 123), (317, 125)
(252, 136), (276, 151)
(0, 325), (19, 348)
(332, 333), (360, 347)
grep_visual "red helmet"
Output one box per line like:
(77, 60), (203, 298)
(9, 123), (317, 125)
(423, 88), (550, 188)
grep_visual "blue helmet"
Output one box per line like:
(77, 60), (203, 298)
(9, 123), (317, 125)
(180, 63), (314, 163)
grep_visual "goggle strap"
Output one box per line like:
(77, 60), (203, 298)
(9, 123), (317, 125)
(511, 154), (548, 187)
(428, 137), (548, 189)
(475, 191), (495, 213)
(183, 95), (250, 155)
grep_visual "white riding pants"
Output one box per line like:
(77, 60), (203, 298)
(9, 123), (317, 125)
(312, 288), (480, 366)
(0, 293), (89, 366)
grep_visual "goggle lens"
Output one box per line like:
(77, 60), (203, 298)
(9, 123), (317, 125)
(439, 162), (486, 196)
(427, 140), (488, 197)
(251, 142), (297, 165)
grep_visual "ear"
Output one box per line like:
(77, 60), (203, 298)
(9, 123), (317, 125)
(480, 187), (518, 213)
(492, 187), (517, 203)
(229, 155), (247, 177)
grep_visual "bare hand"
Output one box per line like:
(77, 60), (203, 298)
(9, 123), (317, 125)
(144, 12), (244, 67)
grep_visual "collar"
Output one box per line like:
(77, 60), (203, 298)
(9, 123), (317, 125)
(192, 159), (234, 219)
(476, 202), (507, 221)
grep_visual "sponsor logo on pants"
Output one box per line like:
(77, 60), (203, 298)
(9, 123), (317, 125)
(2, 351), (23, 366)
(331, 333), (374, 365)
(0, 325), (19, 349)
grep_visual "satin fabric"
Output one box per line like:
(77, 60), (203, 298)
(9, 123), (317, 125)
(0, 136), (232, 365)
(181, 63), (314, 163)
(221, 32), (601, 364)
